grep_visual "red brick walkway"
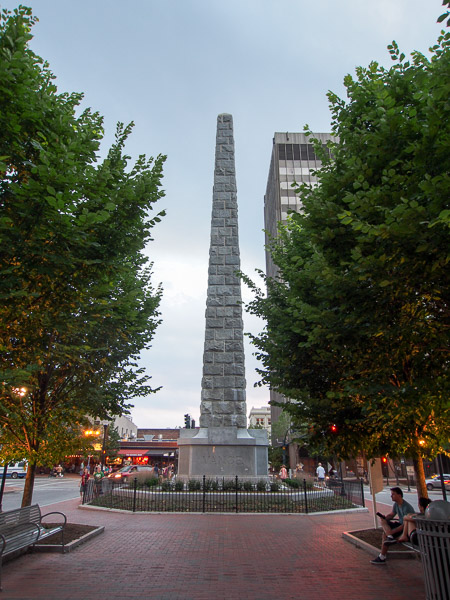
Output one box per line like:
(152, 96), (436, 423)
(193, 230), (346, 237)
(1, 499), (424, 600)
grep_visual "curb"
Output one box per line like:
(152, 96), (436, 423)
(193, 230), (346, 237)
(343, 529), (418, 560)
(33, 526), (105, 554)
(78, 504), (368, 516)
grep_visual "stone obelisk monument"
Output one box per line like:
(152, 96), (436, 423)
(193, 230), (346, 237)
(177, 114), (268, 481)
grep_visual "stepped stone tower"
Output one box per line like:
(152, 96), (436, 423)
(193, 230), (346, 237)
(199, 113), (247, 429)
(177, 114), (268, 481)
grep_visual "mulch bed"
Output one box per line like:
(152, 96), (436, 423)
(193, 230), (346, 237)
(36, 523), (98, 545)
(349, 528), (413, 552)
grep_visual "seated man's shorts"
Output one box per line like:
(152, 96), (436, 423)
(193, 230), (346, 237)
(386, 520), (402, 537)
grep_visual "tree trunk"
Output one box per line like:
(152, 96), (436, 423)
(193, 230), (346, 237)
(21, 462), (36, 507)
(412, 454), (428, 500)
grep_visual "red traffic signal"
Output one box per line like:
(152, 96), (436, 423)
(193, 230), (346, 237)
(381, 457), (388, 463)
(330, 424), (337, 433)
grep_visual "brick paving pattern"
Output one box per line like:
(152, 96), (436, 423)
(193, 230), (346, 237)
(1, 499), (425, 599)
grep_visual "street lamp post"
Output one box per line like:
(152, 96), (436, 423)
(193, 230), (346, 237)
(0, 445), (8, 512)
(101, 423), (108, 470)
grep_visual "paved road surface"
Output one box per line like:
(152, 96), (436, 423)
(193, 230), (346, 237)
(1, 475), (80, 511)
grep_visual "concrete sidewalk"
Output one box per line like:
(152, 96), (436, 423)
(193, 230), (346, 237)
(1, 499), (425, 600)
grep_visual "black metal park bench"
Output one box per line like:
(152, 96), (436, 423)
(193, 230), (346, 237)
(0, 504), (66, 590)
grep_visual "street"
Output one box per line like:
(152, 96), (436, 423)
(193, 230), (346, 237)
(1, 474), (80, 511)
(364, 484), (447, 512)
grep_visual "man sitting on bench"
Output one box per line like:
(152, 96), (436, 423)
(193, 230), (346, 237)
(370, 487), (415, 565)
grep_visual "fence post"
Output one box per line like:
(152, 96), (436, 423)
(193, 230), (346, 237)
(303, 478), (308, 514)
(203, 475), (206, 513)
(235, 475), (239, 513)
(360, 478), (365, 507)
(132, 477), (137, 512)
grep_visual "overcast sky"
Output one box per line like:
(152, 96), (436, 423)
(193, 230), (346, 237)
(2, 1), (444, 428)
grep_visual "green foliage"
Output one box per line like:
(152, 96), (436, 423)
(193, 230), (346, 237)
(268, 445), (284, 472)
(174, 480), (184, 491)
(144, 477), (159, 488)
(0, 7), (165, 502)
(202, 478), (219, 491)
(284, 478), (300, 489)
(222, 479), (237, 491)
(438, 1), (450, 28)
(256, 479), (267, 491)
(269, 410), (291, 443)
(243, 25), (450, 473)
(105, 426), (121, 460)
(188, 479), (201, 491)
(270, 482), (280, 492)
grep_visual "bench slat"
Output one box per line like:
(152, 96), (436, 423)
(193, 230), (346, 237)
(0, 505), (65, 557)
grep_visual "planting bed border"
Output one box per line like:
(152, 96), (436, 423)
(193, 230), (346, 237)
(343, 528), (418, 560)
(33, 525), (104, 554)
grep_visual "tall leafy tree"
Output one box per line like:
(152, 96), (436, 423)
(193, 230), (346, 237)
(243, 20), (450, 498)
(0, 7), (166, 505)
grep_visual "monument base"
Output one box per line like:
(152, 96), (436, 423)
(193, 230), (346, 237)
(177, 427), (269, 482)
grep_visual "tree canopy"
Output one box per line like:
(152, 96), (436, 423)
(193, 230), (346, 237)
(243, 22), (450, 495)
(0, 6), (166, 504)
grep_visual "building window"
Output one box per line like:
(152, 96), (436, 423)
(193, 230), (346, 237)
(279, 143), (317, 162)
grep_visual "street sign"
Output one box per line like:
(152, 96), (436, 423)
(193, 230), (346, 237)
(368, 458), (384, 495)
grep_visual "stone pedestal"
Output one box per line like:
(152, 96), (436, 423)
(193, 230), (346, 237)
(178, 427), (268, 481)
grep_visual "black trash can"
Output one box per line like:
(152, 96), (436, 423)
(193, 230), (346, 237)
(415, 516), (450, 600)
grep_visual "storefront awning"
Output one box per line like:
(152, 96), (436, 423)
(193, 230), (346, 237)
(118, 449), (148, 457)
(145, 450), (177, 457)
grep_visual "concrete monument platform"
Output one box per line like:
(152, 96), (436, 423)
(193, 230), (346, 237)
(178, 427), (268, 480)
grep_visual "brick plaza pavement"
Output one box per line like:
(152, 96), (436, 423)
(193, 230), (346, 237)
(1, 498), (425, 600)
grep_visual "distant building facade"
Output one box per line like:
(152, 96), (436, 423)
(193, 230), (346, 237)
(264, 132), (336, 437)
(114, 414), (138, 440)
(248, 406), (271, 435)
(118, 429), (180, 466)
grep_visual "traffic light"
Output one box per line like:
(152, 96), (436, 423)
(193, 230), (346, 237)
(330, 424), (337, 433)
(184, 414), (191, 429)
(381, 457), (387, 464)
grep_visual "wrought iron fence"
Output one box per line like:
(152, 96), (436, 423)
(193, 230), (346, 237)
(82, 476), (364, 514)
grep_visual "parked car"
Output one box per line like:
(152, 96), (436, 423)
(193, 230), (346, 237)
(5, 461), (28, 479)
(107, 465), (154, 484)
(425, 474), (450, 491)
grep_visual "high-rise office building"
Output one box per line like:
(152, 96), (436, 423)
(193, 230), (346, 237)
(264, 131), (336, 430)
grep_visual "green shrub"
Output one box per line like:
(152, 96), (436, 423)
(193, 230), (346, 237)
(270, 482), (280, 492)
(284, 478), (300, 488)
(174, 481), (184, 491)
(222, 479), (237, 491)
(243, 481), (254, 491)
(256, 480), (267, 491)
(144, 477), (159, 488)
(161, 480), (172, 491)
(188, 479), (201, 491)
(203, 478), (219, 491)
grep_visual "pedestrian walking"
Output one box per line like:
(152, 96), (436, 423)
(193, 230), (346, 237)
(316, 463), (325, 486)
